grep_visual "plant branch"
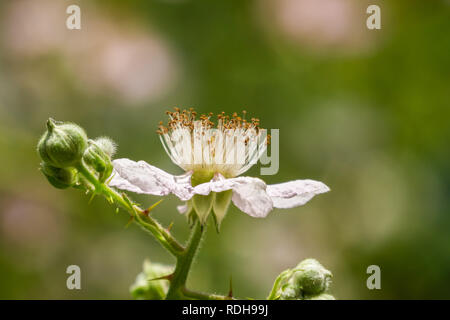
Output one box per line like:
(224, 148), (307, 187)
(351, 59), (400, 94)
(77, 161), (233, 300)
(165, 220), (205, 299)
(76, 161), (184, 256)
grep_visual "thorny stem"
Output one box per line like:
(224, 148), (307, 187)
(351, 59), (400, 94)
(76, 160), (231, 300)
(165, 221), (204, 299)
(76, 161), (184, 256)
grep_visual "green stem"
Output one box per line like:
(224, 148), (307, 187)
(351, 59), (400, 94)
(76, 161), (184, 256)
(165, 220), (205, 299)
(76, 161), (232, 300)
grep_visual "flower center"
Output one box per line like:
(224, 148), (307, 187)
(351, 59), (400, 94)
(157, 108), (270, 177)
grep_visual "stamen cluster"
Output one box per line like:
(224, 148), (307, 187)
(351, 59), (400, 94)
(157, 108), (269, 177)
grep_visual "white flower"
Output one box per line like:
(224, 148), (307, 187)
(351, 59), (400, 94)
(108, 109), (329, 225)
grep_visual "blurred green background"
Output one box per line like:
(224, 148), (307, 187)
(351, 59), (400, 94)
(0, 0), (449, 299)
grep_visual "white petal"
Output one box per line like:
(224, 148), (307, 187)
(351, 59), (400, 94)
(266, 179), (330, 209)
(108, 158), (194, 201)
(177, 203), (189, 214)
(194, 174), (273, 218)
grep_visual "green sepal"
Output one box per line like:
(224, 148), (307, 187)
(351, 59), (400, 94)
(192, 193), (214, 225)
(212, 190), (232, 231)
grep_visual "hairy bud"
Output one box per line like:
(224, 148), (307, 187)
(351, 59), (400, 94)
(37, 118), (88, 168)
(82, 138), (115, 182)
(293, 259), (332, 295)
(269, 258), (334, 300)
(93, 137), (116, 158)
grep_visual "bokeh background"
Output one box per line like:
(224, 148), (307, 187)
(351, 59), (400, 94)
(0, 0), (449, 299)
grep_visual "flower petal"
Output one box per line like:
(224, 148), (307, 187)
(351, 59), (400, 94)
(231, 178), (273, 218)
(109, 158), (194, 201)
(177, 203), (189, 214)
(266, 179), (330, 209)
(194, 174), (273, 218)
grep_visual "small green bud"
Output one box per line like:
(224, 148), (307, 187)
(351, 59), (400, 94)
(37, 118), (88, 168)
(269, 258), (334, 300)
(82, 139), (115, 182)
(279, 284), (302, 300)
(93, 137), (116, 158)
(130, 260), (172, 300)
(40, 162), (78, 189)
(293, 259), (332, 295)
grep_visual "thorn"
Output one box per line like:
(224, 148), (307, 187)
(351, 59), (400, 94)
(122, 192), (137, 216)
(227, 276), (233, 298)
(105, 172), (116, 185)
(143, 199), (163, 216)
(88, 192), (96, 204)
(107, 195), (114, 204)
(167, 221), (174, 232)
(147, 273), (173, 282)
(125, 216), (134, 228)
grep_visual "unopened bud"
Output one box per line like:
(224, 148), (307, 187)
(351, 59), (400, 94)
(82, 138), (115, 182)
(130, 260), (172, 300)
(37, 118), (88, 168)
(93, 137), (116, 158)
(269, 258), (334, 300)
(40, 162), (78, 189)
(293, 259), (332, 295)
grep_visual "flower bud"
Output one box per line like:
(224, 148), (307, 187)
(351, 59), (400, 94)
(82, 138), (115, 182)
(40, 162), (78, 189)
(93, 137), (116, 158)
(269, 258), (333, 300)
(130, 260), (172, 300)
(37, 118), (88, 168)
(279, 284), (302, 300)
(293, 259), (332, 295)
